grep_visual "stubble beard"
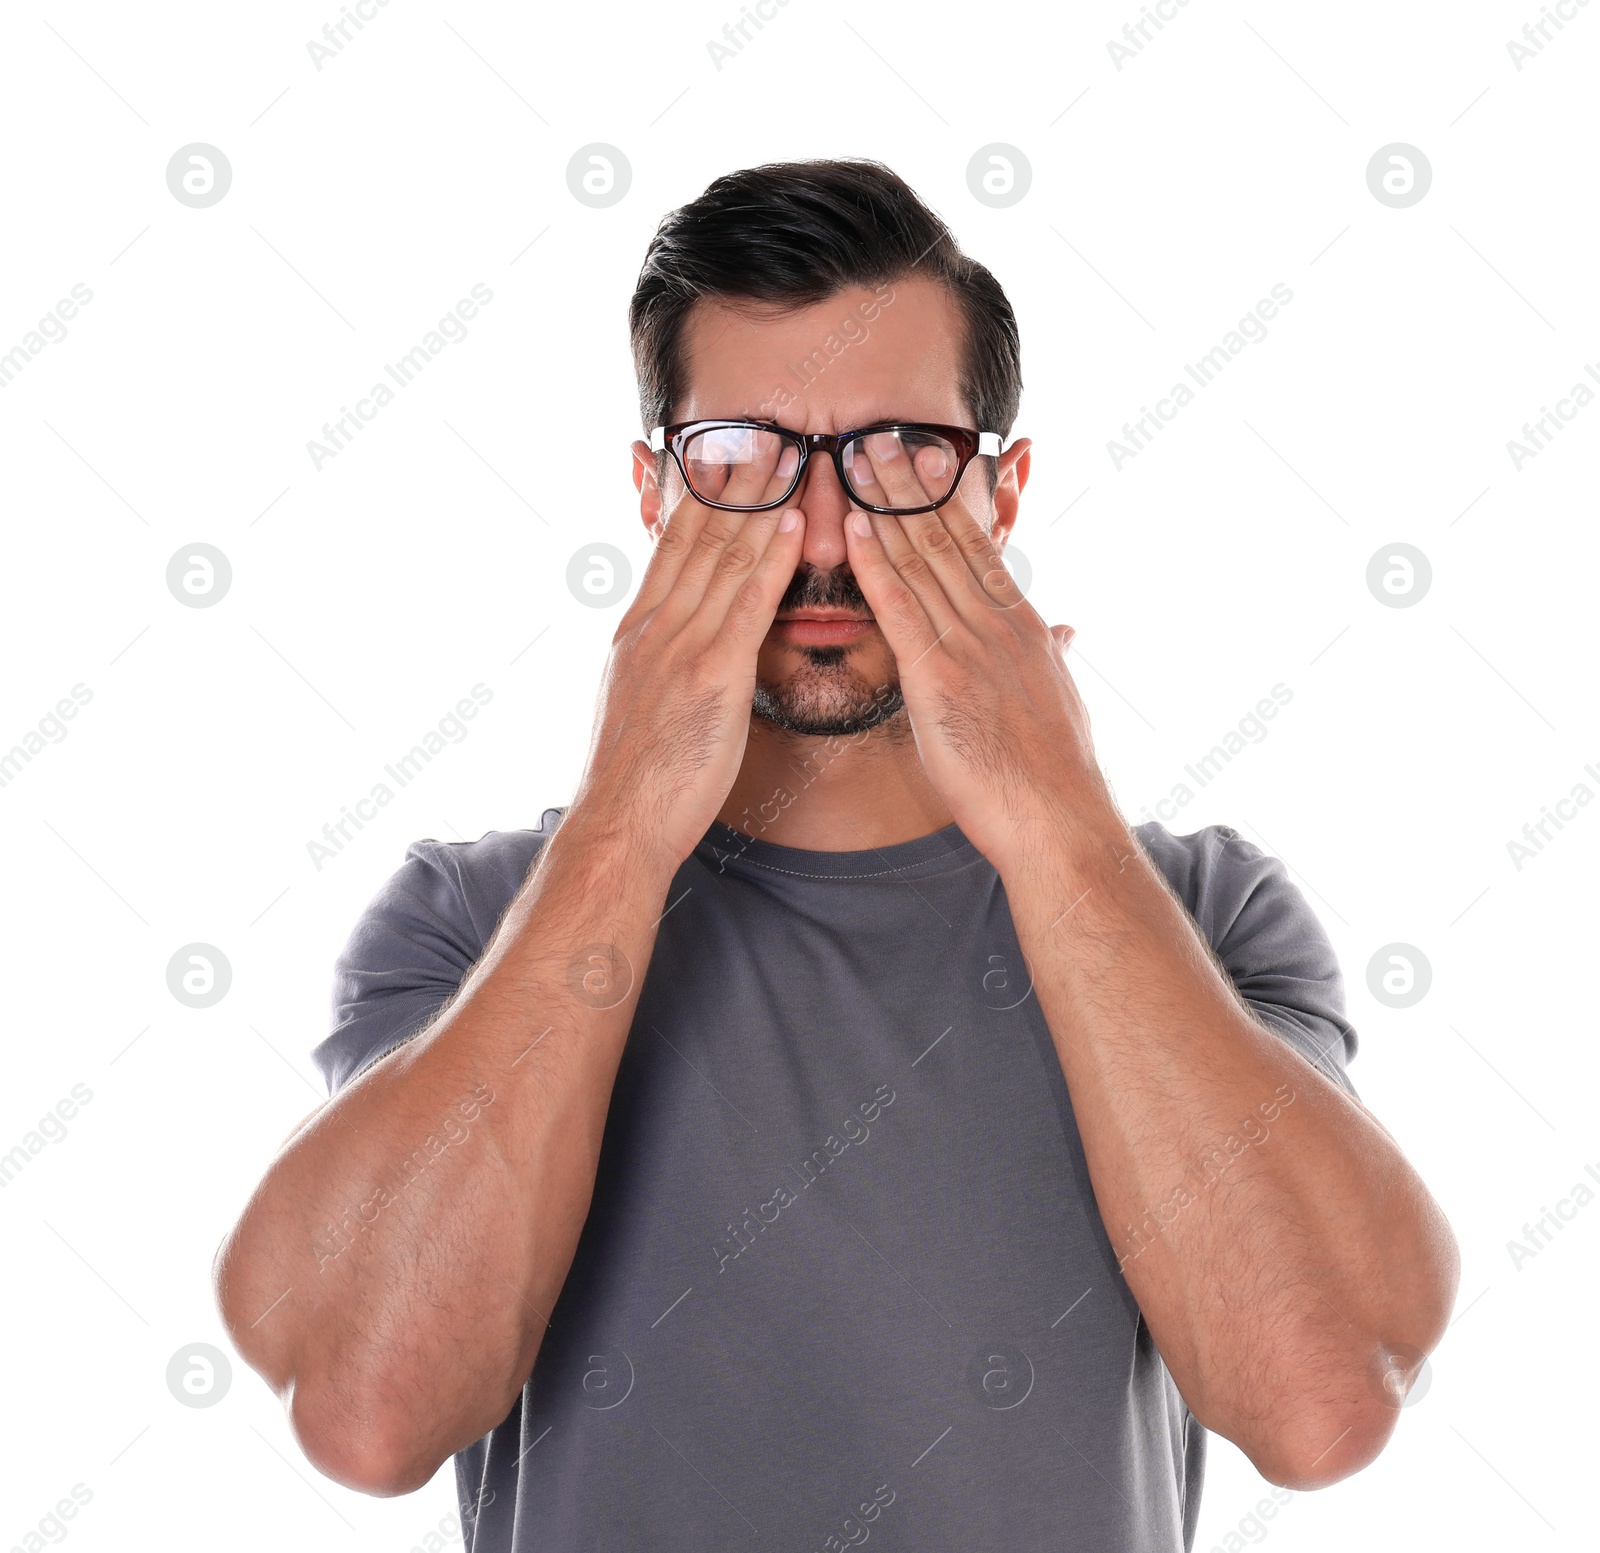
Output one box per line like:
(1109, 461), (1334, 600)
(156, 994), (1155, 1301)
(751, 646), (905, 737)
(751, 562), (906, 738)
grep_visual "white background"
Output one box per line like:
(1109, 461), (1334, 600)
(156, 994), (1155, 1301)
(1, 1), (1594, 1549)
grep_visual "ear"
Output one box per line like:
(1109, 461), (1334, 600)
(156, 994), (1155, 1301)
(631, 439), (663, 538)
(989, 436), (1031, 550)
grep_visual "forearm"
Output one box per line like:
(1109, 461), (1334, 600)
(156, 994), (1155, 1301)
(1000, 786), (1458, 1485)
(215, 805), (679, 1493)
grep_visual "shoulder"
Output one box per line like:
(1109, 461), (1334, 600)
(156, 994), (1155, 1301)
(1133, 820), (1273, 917)
(312, 811), (566, 1093)
(1135, 820), (1361, 1092)
(1133, 818), (1322, 961)
(388, 812), (565, 941)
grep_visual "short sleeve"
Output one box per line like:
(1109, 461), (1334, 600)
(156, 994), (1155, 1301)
(1139, 822), (1361, 1098)
(311, 839), (485, 1096)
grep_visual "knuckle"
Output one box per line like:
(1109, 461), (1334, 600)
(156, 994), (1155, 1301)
(883, 579), (921, 618)
(611, 603), (642, 645)
(724, 576), (766, 626)
(611, 606), (648, 649)
(957, 526), (995, 562)
(614, 604), (674, 658)
(655, 521), (692, 558)
(981, 559), (1019, 598)
(626, 605), (663, 643)
(693, 525), (729, 558)
(960, 546), (998, 582)
(718, 540), (760, 576)
(682, 650), (728, 697)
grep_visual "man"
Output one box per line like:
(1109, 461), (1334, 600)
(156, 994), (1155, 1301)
(215, 159), (1458, 1551)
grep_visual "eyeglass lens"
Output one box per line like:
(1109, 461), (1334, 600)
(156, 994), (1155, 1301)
(680, 425), (963, 511)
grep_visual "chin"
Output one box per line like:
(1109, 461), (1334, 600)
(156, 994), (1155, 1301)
(751, 653), (904, 738)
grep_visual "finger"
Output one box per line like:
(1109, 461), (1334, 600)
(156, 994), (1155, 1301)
(715, 429), (799, 509)
(629, 486), (742, 617)
(843, 434), (970, 630)
(630, 429), (789, 618)
(842, 510), (947, 671)
(929, 491), (1024, 610)
(695, 505), (808, 648)
(851, 437), (1014, 625)
(871, 443), (1023, 621)
(665, 496), (782, 619)
(866, 500), (965, 637)
(849, 430), (936, 512)
(844, 460), (890, 510)
(643, 487), (787, 628)
(632, 430), (800, 622)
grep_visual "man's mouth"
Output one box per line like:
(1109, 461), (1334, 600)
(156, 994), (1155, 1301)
(772, 609), (876, 647)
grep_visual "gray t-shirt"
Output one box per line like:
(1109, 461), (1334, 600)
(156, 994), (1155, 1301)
(312, 813), (1358, 1552)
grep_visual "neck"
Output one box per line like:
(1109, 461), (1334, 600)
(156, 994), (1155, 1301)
(714, 710), (955, 852)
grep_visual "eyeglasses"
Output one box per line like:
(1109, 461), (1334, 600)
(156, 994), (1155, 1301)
(649, 420), (1003, 516)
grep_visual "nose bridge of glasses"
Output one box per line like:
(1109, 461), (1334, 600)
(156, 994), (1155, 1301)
(803, 428), (917, 449)
(791, 432), (848, 498)
(798, 429), (876, 489)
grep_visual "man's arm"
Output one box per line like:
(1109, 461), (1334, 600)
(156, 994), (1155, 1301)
(214, 474), (808, 1496)
(999, 799), (1456, 1488)
(214, 812), (678, 1494)
(836, 464), (1459, 1492)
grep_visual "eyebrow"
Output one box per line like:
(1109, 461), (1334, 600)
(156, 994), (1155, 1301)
(670, 413), (958, 432)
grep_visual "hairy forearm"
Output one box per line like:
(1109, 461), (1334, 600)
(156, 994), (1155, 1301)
(999, 787), (1459, 1487)
(214, 805), (679, 1494)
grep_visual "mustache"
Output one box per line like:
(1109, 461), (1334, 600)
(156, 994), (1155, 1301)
(778, 564), (871, 616)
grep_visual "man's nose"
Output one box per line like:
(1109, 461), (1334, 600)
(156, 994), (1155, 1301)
(791, 450), (855, 572)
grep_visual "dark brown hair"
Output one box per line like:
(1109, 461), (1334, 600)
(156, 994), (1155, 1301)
(628, 159), (1022, 492)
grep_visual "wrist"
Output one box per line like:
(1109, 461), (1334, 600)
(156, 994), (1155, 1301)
(541, 798), (684, 901)
(993, 774), (1138, 896)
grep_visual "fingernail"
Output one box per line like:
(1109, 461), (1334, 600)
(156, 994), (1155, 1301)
(779, 508), (799, 532)
(851, 512), (873, 537)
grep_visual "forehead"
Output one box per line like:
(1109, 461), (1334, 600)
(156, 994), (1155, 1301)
(674, 273), (970, 431)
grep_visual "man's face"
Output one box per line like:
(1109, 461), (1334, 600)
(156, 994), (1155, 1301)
(631, 274), (1028, 737)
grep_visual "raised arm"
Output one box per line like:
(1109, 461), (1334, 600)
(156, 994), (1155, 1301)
(214, 484), (807, 1496)
(837, 467), (1458, 1489)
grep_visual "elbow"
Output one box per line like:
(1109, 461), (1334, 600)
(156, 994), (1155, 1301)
(1244, 1395), (1399, 1490)
(1258, 1218), (1461, 1490)
(1239, 1330), (1440, 1490)
(1224, 1332), (1444, 1490)
(213, 1230), (442, 1499)
(288, 1381), (444, 1498)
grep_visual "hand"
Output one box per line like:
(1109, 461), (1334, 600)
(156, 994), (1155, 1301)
(841, 433), (1116, 873)
(571, 446), (806, 870)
